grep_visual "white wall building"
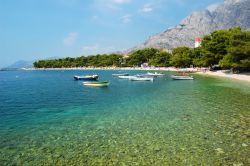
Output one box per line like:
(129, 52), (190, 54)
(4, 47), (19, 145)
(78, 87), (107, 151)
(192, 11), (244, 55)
(195, 38), (202, 48)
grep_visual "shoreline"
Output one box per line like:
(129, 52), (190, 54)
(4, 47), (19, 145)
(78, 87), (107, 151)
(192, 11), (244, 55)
(196, 70), (250, 83)
(3, 67), (250, 83)
(13, 67), (199, 72)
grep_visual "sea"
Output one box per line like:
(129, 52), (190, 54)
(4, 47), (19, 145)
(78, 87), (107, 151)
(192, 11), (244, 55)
(0, 70), (249, 165)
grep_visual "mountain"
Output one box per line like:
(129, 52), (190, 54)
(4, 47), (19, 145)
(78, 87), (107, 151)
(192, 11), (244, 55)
(129, 0), (250, 51)
(5, 57), (60, 69)
(6, 60), (34, 68)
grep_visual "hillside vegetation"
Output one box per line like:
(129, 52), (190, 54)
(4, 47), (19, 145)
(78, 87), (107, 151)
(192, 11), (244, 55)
(34, 27), (250, 72)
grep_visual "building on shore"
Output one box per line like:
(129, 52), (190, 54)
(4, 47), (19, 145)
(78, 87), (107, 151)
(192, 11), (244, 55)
(195, 38), (202, 48)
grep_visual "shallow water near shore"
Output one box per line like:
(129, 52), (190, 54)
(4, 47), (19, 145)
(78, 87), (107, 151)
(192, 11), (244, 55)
(0, 70), (249, 165)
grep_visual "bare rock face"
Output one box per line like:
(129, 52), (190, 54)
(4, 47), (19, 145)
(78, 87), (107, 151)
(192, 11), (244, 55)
(130, 0), (250, 51)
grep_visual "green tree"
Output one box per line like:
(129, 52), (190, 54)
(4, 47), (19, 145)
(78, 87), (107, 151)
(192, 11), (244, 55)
(126, 48), (159, 66)
(33, 27), (250, 72)
(220, 30), (250, 71)
(200, 27), (242, 67)
(149, 51), (171, 67)
(170, 47), (192, 67)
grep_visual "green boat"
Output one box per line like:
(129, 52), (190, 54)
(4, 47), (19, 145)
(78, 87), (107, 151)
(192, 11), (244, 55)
(83, 81), (110, 87)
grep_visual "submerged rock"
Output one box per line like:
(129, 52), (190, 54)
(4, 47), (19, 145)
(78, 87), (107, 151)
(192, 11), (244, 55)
(215, 148), (225, 154)
(181, 114), (191, 121)
(153, 146), (161, 152)
(241, 143), (248, 147)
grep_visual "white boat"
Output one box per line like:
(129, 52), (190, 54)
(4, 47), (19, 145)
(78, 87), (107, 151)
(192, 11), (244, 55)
(171, 75), (194, 80)
(129, 76), (154, 81)
(118, 75), (137, 79)
(147, 72), (165, 76)
(112, 73), (129, 76)
(83, 81), (110, 87)
(136, 74), (154, 77)
(74, 75), (98, 81)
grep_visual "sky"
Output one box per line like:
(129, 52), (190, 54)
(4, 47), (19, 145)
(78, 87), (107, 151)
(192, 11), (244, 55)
(0, 0), (223, 67)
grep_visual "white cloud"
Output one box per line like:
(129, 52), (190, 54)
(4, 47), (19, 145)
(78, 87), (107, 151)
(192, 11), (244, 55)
(63, 32), (78, 46)
(207, 3), (220, 12)
(121, 14), (132, 23)
(140, 3), (153, 13)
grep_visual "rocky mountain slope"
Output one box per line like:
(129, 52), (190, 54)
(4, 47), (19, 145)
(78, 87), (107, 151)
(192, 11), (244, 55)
(130, 0), (250, 51)
(6, 60), (34, 68)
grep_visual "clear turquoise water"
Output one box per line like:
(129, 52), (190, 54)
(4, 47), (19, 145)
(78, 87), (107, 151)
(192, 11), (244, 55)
(0, 70), (249, 165)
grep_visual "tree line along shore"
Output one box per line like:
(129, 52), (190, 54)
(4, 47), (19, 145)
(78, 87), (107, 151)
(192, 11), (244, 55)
(34, 27), (250, 72)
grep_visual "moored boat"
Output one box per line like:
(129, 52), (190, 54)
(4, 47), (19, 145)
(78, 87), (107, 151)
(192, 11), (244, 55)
(112, 73), (129, 76)
(171, 75), (194, 80)
(136, 74), (154, 77)
(118, 75), (137, 79)
(83, 81), (110, 87)
(74, 75), (98, 81)
(147, 72), (165, 76)
(129, 76), (154, 81)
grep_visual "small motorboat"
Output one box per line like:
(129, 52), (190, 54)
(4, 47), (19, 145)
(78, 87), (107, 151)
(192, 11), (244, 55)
(74, 75), (98, 81)
(171, 75), (194, 80)
(118, 75), (137, 79)
(83, 81), (110, 87)
(136, 74), (155, 78)
(129, 76), (154, 81)
(147, 72), (165, 76)
(112, 73), (129, 76)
